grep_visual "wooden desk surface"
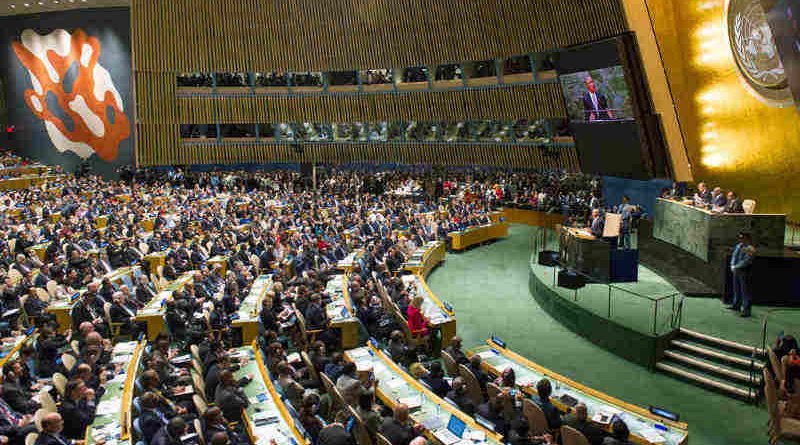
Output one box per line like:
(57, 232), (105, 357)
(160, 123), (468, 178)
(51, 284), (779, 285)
(469, 339), (688, 445)
(345, 344), (504, 444)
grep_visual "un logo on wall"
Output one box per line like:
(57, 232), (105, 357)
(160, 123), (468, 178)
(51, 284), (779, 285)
(726, 0), (793, 106)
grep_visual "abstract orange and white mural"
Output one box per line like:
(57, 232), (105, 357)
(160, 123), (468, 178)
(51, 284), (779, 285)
(12, 28), (130, 161)
(0, 8), (132, 176)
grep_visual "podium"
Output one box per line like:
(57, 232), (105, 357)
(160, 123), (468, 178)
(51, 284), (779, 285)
(559, 227), (638, 283)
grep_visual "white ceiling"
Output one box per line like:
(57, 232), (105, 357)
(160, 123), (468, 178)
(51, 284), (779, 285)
(0, 0), (126, 17)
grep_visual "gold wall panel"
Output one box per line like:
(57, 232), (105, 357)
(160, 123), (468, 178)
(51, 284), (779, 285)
(132, 0), (628, 168)
(646, 0), (800, 220)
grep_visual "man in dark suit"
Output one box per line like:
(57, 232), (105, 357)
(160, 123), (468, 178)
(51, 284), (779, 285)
(564, 403), (605, 445)
(0, 390), (36, 445)
(445, 377), (476, 416)
(380, 405), (416, 445)
(582, 76), (615, 122)
(589, 209), (605, 238)
(535, 379), (562, 430)
(468, 355), (489, 391)
(444, 336), (469, 365)
(34, 413), (72, 445)
(59, 380), (96, 439)
(724, 191), (745, 214)
(139, 392), (171, 444)
(1, 362), (38, 414)
(213, 370), (249, 424)
(151, 417), (187, 445)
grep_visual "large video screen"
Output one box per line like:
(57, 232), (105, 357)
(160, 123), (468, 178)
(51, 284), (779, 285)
(553, 35), (670, 180)
(559, 66), (634, 122)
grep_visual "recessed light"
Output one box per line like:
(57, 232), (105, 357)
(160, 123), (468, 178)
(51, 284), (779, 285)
(24, 2), (30, 6)
(10, 4), (15, 7)
(37, 1), (44, 5)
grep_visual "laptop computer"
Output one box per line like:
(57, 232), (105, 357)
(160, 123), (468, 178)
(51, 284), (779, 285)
(433, 414), (467, 445)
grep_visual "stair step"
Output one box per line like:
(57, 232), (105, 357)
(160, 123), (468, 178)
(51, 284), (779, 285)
(670, 340), (765, 370)
(679, 328), (766, 357)
(655, 361), (756, 400)
(663, 350), (761, 385)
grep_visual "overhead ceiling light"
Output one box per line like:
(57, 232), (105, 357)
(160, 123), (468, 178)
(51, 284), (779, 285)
(9, 4), (15, 7)
(37, 1), (44, 4)
(24, 2), (30, 6)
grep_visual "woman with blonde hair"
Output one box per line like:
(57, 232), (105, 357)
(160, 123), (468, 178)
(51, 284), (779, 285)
(406, 295), (430, 340)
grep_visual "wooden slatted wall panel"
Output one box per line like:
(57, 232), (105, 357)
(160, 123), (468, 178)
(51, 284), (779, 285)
(171, 144), (580, 170)
(132, 0), (627, 165)
(176, 84), (566, 125)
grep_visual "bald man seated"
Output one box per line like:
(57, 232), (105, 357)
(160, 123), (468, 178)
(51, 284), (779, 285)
(563, 403), (605, 445)
(36, 412), (97, 445)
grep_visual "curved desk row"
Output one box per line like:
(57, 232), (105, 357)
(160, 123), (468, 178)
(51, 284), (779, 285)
(85, 339), (146, 445)
(233, 275), (274, 345)
(345, 344), (504, 445)
(404, 241), (446, 276)
(326, 273), (360, 349)
(134, 271), (195, 340)
(450, 223), (509, 251)
(468, 340), (689, 445)
(0, 329), (37, 381)
(240, 342), (309, 445)
(400, 273), (456, 348)
(46, 266), (145, 333)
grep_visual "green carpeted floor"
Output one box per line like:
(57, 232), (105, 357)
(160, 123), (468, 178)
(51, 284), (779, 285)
(426, 224), (779, 445)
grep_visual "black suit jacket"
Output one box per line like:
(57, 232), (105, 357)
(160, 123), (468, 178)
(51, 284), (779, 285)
(582, 91), (612, 121)
(151, 425), (183, 445)
(2, 380), (37, 414)
(214, 385), (249, 423)
(139, 408), (168, 444)
(565, 417), (605, 445)
(380, 418), (414, 445)
(60, 399), (95, 439)
(35, 433), (71, 445)
(317, 424), (354, 445)
(724, 199), (744, 214)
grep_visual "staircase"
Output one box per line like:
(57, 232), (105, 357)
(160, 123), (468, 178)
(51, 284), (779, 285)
(655, 328), (766, 401)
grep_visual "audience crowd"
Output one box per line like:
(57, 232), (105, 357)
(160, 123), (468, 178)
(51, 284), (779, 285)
(0, 155), (696, 445)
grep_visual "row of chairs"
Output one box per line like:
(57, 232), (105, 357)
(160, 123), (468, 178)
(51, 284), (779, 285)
(440, 350), (592, 444)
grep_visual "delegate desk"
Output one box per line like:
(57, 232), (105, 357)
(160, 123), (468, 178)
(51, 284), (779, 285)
(134, 272), (194, 340)
(450, 223), (509, 251)
(652, 198), (785, 292)
(238, 343), (309, 445)
(400, 274), (456, 348)
(0, 329), (37, 379)
(326, 274), (359, 349)
(469, 339), (688, 445)
(337, 249), (365, 273)
(345, 345), (504, 445)
(560, 227), (638, 283)
(46, 266), (143, 333)
(28, 241), (51, 262)
(142, 250), (170, 275)
(0, 174), (62, 190)
(233, 275), (273, 345)
(404, 241), (446, 276)
(85, 340), (145, 445)
(208, 255), (228, 275)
